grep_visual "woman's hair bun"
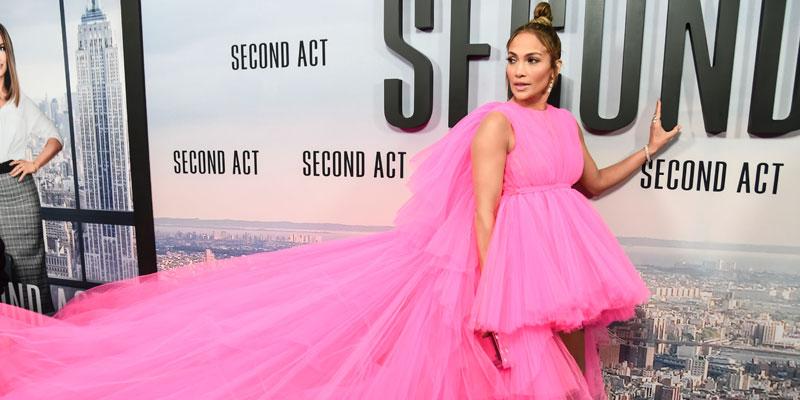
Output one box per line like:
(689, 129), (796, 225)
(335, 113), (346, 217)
(532, 2), (553, 27)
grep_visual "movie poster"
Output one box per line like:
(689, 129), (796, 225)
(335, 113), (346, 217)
(140, 0), (798, 396)
(1, 0), (137, 313)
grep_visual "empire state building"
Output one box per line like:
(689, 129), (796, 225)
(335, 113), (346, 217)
(74, 0), (137, 281)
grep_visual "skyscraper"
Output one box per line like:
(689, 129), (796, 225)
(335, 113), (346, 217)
(74, 0), (136, 282)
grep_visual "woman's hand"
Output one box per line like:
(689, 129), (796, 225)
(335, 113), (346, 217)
(648, 99), (682, 154)
(9, 160), (40, 182)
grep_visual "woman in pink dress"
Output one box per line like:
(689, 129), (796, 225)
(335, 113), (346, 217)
(0, 3), (681, 399)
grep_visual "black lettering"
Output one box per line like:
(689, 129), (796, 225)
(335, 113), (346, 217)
(240, 44), (248, 70)
(173, 151), (181, 173)
(697, 161), (711, 191)
(640, 160), (652, 188)
(448, 0), (491, 126)
(252, 150), (259, 174)
(248, 44), (258, 69)
(661, 0), (740, 133)
(269, 42), (280, 68)
(374, 152), (385, 178)
(302, 151), (311, 176)
(580, 0), (645, 133)
(771, 163), (783, 194)
(748, 0), (800, 137)
(258, 43), (268, 68)
(189, 151), (197, 174)
(207, 150), (216, 174)
(754, 162), (769, 194)
(180, 150), (188, 173)
(343, 151), (353, 176)
(322, 151), (331, 176)
(298, 41), (308, 67)
(309, 40), (318, 66)
(666, 159), (679, 190)
(231, 45), (240, 70)
(320, 39), (328, 65)
(197, 151), (206, 174)
(737, 162), (750, 193)
(242, 152), (251, 175)
(304, 151), (366, 177)
(332, 151), (341, 176)
(388, 152), (397, 178)
(232, 151), (241, 174)
(713, 162), (726, 192)
(681, 160), (695, 190)
(281, 42), (290, 67)
(384, 0), (434, 130)
(654, 159), (665, 189)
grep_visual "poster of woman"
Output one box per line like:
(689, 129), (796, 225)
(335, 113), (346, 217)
(0, 1), (139, 314)
(0, 23), (63, 315)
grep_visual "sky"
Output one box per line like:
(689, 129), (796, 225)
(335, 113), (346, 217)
(2, 0), (124, 101)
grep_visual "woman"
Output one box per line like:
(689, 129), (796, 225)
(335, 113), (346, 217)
(0, 23), (63, 315)
(0, 4), (680, 399)
(470, 4), (680, 396)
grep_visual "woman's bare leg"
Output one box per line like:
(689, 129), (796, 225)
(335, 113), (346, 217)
(559, 328), (586, 373)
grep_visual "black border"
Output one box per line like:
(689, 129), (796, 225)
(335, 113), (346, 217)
(120, 0), (157, 276)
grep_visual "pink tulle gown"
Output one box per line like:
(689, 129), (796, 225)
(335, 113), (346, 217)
(0, 100), (650, 399)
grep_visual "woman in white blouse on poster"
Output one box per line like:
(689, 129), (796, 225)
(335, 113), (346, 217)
(0, 23), (63, 314)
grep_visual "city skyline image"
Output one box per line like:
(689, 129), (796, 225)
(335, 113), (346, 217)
(72, 1), (137, 282)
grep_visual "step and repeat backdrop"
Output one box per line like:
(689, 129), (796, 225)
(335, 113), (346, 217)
(141, 0), (800, 395)
(3, 0), (799, 396)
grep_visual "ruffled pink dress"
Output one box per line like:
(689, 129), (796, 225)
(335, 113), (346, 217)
(0, 100), (649, 399)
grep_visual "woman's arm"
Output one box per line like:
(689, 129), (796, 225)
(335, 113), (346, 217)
(471, 111), (513, 272)
(10, 96), (64, 182)
(10, 138), (63, 182)
(578, 99), (681, 197)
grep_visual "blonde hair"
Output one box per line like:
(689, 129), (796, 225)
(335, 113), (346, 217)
(0, 23), (21, 107)
(507, 2), (562, 70)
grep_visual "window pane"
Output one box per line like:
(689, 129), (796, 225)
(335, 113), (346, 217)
(43, 220), (82, 281)
(64, 1), (133, 212)
(82, 223), (137, 283)
(34, 119), (77, 208)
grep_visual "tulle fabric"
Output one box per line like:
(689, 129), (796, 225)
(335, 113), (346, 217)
(468, 185), (650, 334)
(1, 231), (509, 399)
(0, 101), (645, 399)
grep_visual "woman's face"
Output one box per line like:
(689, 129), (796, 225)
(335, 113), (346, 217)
(0, 35), (7, 80)
(506, 32), (558, 105)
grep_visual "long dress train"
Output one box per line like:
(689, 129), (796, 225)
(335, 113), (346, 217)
(0, 101), (649, 399)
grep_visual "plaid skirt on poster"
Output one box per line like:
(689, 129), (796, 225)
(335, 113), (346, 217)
(0, 173), (55, 314)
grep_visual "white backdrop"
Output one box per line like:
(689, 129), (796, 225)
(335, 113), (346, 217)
(140, 0), (799, 395)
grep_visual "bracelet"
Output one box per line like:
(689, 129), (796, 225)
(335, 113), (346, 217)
(643, 144), (651, 163)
